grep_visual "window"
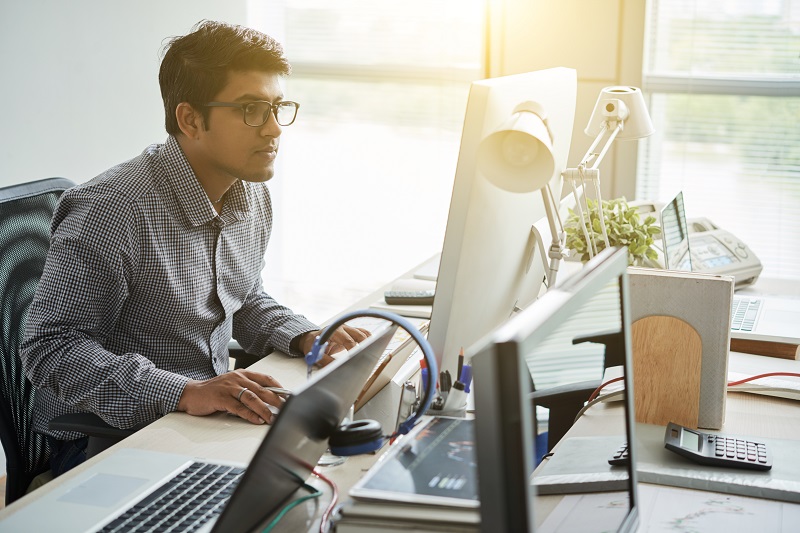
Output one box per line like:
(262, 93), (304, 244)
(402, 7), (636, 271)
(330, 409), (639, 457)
(638, 0), (800, 281)
(248, 1), (485, 323)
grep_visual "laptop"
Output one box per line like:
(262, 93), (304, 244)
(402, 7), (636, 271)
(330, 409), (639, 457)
(2, 322), (398, 533)
(659, 192), (800, 346)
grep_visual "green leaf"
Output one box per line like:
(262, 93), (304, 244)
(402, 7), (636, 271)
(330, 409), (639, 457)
(564, 196), (666, 265)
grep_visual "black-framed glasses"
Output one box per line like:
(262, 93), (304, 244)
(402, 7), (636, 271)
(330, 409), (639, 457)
(203, 100), (300, 127)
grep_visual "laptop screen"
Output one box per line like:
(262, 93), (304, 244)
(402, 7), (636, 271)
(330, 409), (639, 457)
(472, 248), (638, 532)
(212, 322), (398, 533)
(660, 191), (692, 271)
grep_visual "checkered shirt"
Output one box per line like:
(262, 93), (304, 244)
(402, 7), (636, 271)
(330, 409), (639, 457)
(21, 135), (319, 439)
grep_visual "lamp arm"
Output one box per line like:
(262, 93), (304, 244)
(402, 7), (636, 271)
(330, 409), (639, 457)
(591, 172), (611, 248)
(589, 122), (622, 170)
(578, 123), (610, 169)
(585, 122), (622, 249)
(540, 184), (566, 287)
(567, 121), (623, 253)
(561, 167), (600, 258)
(579, 121), (623, 171)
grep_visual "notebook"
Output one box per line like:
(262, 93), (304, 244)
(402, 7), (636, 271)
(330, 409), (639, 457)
(1, 323), (398, 533)
(659, 192), (800, 346)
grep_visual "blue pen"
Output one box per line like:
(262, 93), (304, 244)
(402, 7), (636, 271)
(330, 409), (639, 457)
(420, 359), (430, 392)
(457, 347), (464, 385)
(460, 364), (472, 393)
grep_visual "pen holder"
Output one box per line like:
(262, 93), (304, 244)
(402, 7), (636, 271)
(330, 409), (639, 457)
(423, 384), (469, 418)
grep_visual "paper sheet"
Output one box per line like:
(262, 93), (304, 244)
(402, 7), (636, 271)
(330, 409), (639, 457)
(539, 484), (800, 533)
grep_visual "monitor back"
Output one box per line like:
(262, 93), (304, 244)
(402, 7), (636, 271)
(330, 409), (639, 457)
(472, 247), (638, 533)
(213, 322), (398, 533)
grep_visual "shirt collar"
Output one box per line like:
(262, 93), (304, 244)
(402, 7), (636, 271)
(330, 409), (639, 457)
(161, 136), (251, 227)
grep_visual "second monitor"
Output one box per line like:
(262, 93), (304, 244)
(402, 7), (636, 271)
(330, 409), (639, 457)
(427, 67), (578, 376)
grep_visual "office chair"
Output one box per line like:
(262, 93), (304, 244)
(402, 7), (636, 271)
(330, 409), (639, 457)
(0, 177), (76, 504)
(530, 330), (625, 456)
(0, 178), (146, 505)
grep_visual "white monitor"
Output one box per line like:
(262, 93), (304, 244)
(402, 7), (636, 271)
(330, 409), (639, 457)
(427, 68), (577, 375)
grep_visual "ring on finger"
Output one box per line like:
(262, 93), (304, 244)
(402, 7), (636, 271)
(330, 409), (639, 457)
(237, 387), (249, 402)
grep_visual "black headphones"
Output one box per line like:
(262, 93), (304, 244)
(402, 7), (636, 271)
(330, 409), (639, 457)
(305, 309), (438, 456)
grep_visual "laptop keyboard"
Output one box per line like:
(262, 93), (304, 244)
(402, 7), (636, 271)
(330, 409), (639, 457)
(99, 462), (244, 533)
(731, 296), (761, 332)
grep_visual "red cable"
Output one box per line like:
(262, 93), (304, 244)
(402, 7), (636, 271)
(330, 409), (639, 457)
(727, 371), (800, 387)
(588, 376), (624, 402)
(587, 372), (800, 404)
(312, 468), (339, 533)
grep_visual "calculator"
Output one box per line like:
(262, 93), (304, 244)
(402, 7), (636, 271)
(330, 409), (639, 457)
(664, 422), (772, 471)
(608, 442), (630, 466)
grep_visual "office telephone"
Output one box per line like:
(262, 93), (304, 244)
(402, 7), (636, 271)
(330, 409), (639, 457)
(686, 218), (762, 288)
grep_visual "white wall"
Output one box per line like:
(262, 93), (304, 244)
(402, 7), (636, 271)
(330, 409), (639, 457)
(489, 0), (646, 200)
(0, 0), (248, 188)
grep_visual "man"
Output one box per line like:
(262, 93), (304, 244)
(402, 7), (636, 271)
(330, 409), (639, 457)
(21, 20), (369, 476)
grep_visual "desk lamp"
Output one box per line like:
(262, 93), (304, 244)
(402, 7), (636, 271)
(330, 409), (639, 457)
(477, 86), (654, 286)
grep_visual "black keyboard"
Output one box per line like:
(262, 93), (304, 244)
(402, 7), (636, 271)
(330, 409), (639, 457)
(99, 462), (244, 533)
(608, 442), (630, 466)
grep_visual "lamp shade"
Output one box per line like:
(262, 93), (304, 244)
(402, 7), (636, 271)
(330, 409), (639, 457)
(477, 101), (555, 193)
(584, 86), (654, 140)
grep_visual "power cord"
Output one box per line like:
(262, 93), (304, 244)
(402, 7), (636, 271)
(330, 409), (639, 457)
(588, 376), (623, 402)
(313, 469), (339, 533)
(260, 482), (322, 533)
(573, 390), (624, 423)
(255, 470), (339, 533)
(574, 371), (800, 423)
(727, 371), (800, 387)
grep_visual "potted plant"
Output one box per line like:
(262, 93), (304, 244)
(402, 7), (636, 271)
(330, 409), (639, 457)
(564, 197), (662, 266)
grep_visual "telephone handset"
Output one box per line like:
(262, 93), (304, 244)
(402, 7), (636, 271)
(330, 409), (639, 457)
(687, 217), (763, 288)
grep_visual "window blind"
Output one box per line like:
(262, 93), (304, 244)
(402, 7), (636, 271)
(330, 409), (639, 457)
(250, 1), (485, 322)
(638, 0), (800, 281)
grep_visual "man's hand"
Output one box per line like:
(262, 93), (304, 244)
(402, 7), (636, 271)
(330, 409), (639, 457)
(177, 369), (286, 425)
(297, 324), (371, 368)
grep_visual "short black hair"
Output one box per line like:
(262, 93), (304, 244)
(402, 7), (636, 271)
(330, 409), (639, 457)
(159, 20), (291, 135)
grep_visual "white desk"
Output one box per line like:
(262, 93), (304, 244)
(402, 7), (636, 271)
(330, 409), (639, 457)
(2, 262), (799, 531)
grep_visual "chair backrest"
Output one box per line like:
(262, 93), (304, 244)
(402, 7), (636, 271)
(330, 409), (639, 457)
(0, 177), (76, 505)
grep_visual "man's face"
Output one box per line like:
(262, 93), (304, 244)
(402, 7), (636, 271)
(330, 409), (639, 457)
(196, 70), (285, 183)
